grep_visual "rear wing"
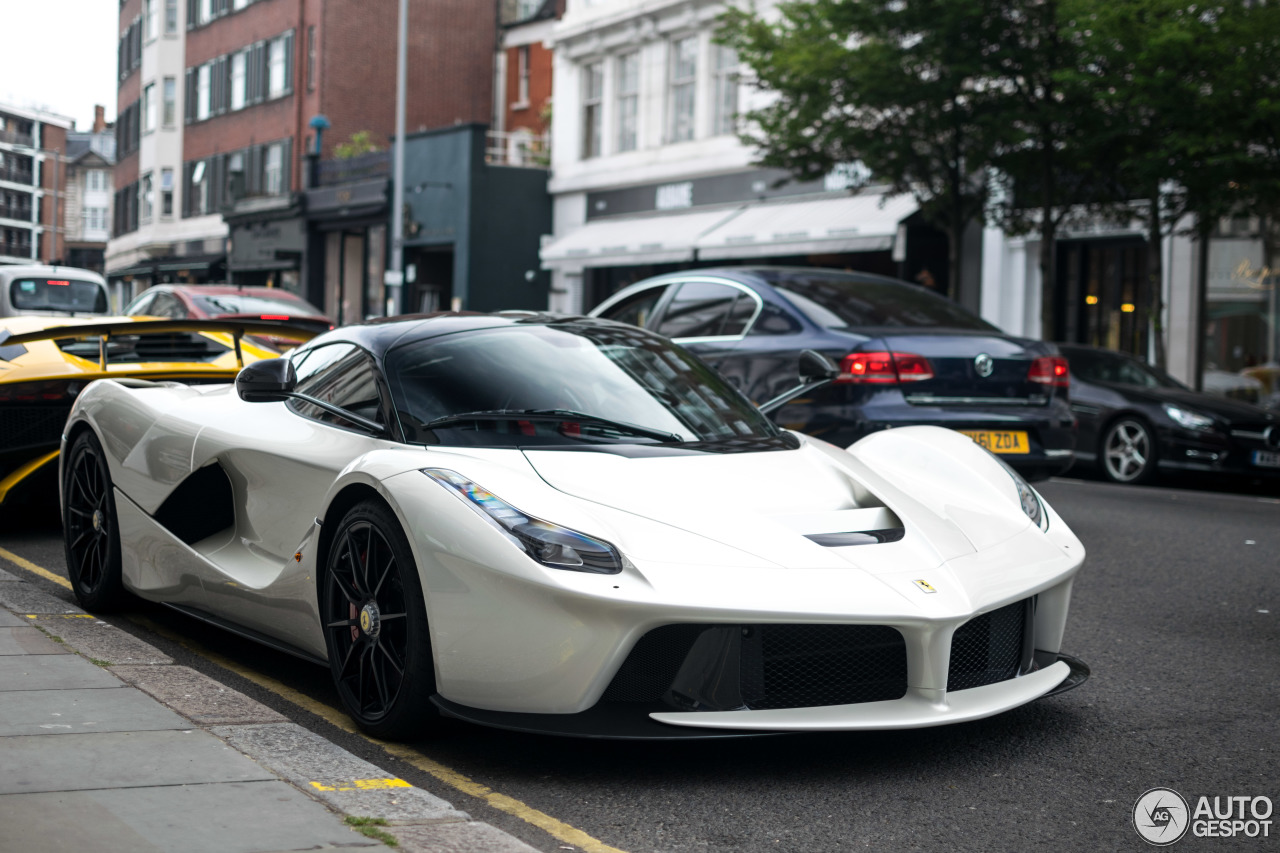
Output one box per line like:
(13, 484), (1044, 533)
(1, 318), (323, 369)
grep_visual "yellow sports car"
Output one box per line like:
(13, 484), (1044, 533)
(0, 315), (319, 510)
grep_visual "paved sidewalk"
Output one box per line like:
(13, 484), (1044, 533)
(0, 565), (539, 853)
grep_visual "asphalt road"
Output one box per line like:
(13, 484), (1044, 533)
(2, 474), (1277, 852)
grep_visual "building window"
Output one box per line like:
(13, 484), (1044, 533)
(143, 83), (156, 132)
(264, 142), (283, 195)
(144, 0), (158, 40)
(307, 26), (317, 90)
(516, 0), (540, 19)
(668, 36), (697, 143)
(516, 46), (530, 106)
(87, 170), (103, 192)
(231, 51), (246, 110)
(163, 76), (176, 126)
(161, 168), (173, 216)
(233, 0), (250, 9)
(164, 0), (177, 33)
(140, 173), (154, 223)
(198, 0), (212, 26)
(581, 61), (603, 159)
(196, 64), (211, 120)
(616, 51), (639, 153)
(712, 45), (739, 137)
(191, 160), (208, 215)
(268, 36), (287, 97)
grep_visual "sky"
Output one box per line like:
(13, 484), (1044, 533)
(1, 0), (118, 130)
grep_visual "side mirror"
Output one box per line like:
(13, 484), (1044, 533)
(236, 358), (297, 402)
(799, 349), (840, 382)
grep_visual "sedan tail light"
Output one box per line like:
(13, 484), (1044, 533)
(837, 351), (935, 384)
(1027, 356), (1069, 387)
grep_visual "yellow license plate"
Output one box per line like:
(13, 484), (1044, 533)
(958, 430), (1029, 454)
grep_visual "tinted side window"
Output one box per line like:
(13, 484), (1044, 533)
(748, 302), (803, 336)
(125, 292), (155, 314)
(597, 285), (668, 328)
(770, 274), (997, 331)
(290, 346), (385, 428)
(654, 281), (745, 339)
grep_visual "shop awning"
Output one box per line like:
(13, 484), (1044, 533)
(694, 192), (919, 260)
(540, 207), (745, 270)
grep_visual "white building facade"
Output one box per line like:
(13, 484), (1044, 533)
(0, 103), (74, 266)
(107, 0), (228, 298)
(541, 0), (939, 315)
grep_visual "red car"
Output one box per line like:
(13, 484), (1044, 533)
(125, 285), (334, 350)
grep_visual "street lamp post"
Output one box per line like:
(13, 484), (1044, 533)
(385, 0), (408, 317)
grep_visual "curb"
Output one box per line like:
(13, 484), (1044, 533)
(0, 569), (540, 853)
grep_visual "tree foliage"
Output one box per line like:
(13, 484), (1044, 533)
(720, 0), (1280, 353)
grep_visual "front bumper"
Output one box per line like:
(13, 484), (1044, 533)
(431, 652), (1090, 739)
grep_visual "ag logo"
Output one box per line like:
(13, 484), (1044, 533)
(974, 353), (994, 378)
(1134, 787), (1190, 845)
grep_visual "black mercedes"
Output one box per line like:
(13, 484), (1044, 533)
(590, 267), (1077, 479)
(1058, 343), (1280, 484)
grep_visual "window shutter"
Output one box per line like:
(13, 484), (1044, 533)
(283, 31), (295, 94)
(184, 68), (195, 124)
(214, 56), (226, 113)
(256, 42), (268, 102)
(187, 0), (196, 28)
(247, 145), (262, 195)
(281, 137), (292, 192)
(182, 162), (192, 217)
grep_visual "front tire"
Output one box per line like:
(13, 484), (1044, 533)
(322, 500), (439, 739)
(1101, 417), (1157, 484)
(62, 430), (129, 611)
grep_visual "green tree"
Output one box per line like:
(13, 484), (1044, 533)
(1066, 0), (1280, 370)
(718, 0), (1002, 299)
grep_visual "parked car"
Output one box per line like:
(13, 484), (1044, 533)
(125, 285), (334, 349)
(0, 315), (318, 510)
(1057, 343), (1280, 484)
(60, 311), (1087, 739)
(1, 264), (110, 318)
(590, 267), (1076, 479)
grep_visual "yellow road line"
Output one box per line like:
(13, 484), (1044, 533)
(0, 550), (629, 853)
(0, 546), (71, 590)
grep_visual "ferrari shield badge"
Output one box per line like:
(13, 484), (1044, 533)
(913, 579), (938, 594)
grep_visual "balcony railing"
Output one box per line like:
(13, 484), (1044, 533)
(317, 151), (390, 187)
(0, 241), (33, 259)
(485, 130), (549, 168)
(0, 167), (35, 185)
(0, 205), (32, 222)
(0, 128), (35, 148)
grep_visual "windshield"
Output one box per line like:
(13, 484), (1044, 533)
(1061, 347), (1185, 389)
(762, 271), (998, 331)
(9, 278), (108, 315)
(191, 292), (325, 318)
(385, 321), (783, 448)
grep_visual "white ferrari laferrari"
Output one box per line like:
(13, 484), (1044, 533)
(60, 313), (1088, 739)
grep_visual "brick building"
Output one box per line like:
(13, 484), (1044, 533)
(108, 0), (496, 305)
(0, 103), (73, 266)
(491, 0), (560, 166)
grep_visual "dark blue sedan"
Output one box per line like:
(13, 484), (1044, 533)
(589, 267), (1076, 479)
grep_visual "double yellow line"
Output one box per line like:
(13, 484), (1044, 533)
(0, 545), (627, 853)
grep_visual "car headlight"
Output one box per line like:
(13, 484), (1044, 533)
(989, 455), (1048, 531)
(422, 469), (623, 574)
(1163, 403), (1214, 431)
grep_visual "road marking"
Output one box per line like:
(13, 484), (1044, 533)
(0, 548), (630, 853)
(311, 778), (412, 792)
(0, 546), (72, 590)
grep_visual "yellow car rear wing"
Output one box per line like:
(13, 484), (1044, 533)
(1, 318), (323, 369)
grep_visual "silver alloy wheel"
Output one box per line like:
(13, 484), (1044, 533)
(1103, 419), (1153, 483)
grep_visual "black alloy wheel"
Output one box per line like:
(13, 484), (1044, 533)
(322, 500), (438, 739)
(62, 430), (129, 611)
(1101, 417), (1157, 484)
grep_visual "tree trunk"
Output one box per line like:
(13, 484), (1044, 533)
(1146, 193), (1167, 369)
(1193, 214), (1212, 391)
